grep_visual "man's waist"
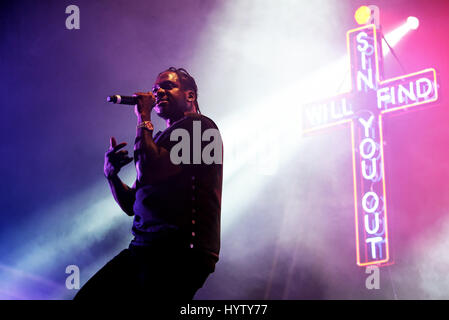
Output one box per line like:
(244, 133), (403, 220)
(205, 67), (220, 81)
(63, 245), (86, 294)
(129, 230), (219, 272)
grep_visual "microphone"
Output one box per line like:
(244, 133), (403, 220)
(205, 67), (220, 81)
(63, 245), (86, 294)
(106, 95), (138, 105)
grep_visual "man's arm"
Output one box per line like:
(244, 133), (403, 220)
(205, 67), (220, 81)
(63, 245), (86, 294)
(106, 175), (136, 216)
(134, 126), (181, 185)
(104, 137), (136, 216)
(133, 92), (181, 185)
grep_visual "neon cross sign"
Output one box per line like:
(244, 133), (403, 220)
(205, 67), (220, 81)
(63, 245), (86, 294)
(302, 24), (438, 267)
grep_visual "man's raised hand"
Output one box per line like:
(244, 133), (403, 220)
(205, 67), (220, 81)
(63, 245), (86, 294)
(104, 137), (133, 179)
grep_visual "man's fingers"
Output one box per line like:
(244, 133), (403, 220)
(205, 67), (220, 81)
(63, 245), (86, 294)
(134, 92), (145, 101)
(134, 92), (154, 101)
(110, 137), (117, 149)
(108, 150), (128, 159)
(124, 157), (133, 163)
(106, 142), (128, 156)
(119, 157), (133, 166)
(112, 142), (127, 152)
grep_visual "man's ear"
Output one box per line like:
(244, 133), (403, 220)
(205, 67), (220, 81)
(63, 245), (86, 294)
(185, 90), (196, 102)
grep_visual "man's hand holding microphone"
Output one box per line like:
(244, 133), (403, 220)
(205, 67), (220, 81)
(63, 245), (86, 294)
(104, 91), (156, 179)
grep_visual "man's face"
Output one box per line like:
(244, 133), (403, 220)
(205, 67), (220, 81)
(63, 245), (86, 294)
(152, 71), (187, 120)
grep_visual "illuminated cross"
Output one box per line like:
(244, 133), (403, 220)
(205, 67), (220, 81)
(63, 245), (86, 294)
(302, 24), (438, 267)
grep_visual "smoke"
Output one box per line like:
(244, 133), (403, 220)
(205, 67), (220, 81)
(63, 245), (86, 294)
(384, 209), (449, 299)
(3, 0), (448, 300)
(0, 170), (134, 299)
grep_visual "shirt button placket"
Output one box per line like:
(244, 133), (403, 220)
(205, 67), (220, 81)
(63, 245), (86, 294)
(190, 175), (196, 249)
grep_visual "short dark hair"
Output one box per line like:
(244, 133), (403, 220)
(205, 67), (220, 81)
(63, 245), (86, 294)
(159, 67), (201, 114)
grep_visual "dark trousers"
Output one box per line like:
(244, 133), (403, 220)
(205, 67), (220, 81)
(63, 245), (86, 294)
(73, 244), (211, 301)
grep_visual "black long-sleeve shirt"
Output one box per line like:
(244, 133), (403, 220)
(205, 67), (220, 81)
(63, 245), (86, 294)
(130, 113), (223, 272)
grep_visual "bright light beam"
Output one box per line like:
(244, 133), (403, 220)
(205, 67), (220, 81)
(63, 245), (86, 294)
(382, 18), (419, 56)
(407, 16), (419, 30)
(1, 2), (413, 299)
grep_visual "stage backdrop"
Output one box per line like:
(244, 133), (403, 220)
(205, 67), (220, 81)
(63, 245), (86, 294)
(1, 0), (449, 299)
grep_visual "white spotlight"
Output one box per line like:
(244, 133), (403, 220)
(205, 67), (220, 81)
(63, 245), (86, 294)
(407, 16), (419, 30)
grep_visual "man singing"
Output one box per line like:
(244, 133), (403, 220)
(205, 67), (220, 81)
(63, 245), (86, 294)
(74, 67), (223, 300)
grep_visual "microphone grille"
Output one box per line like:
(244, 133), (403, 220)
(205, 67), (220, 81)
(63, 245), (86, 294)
(106, 95), (120, 103)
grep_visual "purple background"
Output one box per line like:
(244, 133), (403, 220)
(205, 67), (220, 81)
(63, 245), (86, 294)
(1, 0), (449, 299)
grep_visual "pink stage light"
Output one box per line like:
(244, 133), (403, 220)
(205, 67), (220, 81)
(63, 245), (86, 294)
(383, 17), (419, 56)
(407, 16), (420, 30)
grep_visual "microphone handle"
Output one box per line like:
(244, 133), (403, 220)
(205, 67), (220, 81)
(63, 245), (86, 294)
(107, 95), (138, 105)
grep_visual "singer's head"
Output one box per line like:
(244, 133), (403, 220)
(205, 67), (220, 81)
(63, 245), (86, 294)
(152, 67), (200, 122)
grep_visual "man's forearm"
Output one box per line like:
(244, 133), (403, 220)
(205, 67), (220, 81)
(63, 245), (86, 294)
(107, 174), (135, 216)
(134, 125), (182, 184)
(134, 126), (161, 182)
(135, 126), (160, 164)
